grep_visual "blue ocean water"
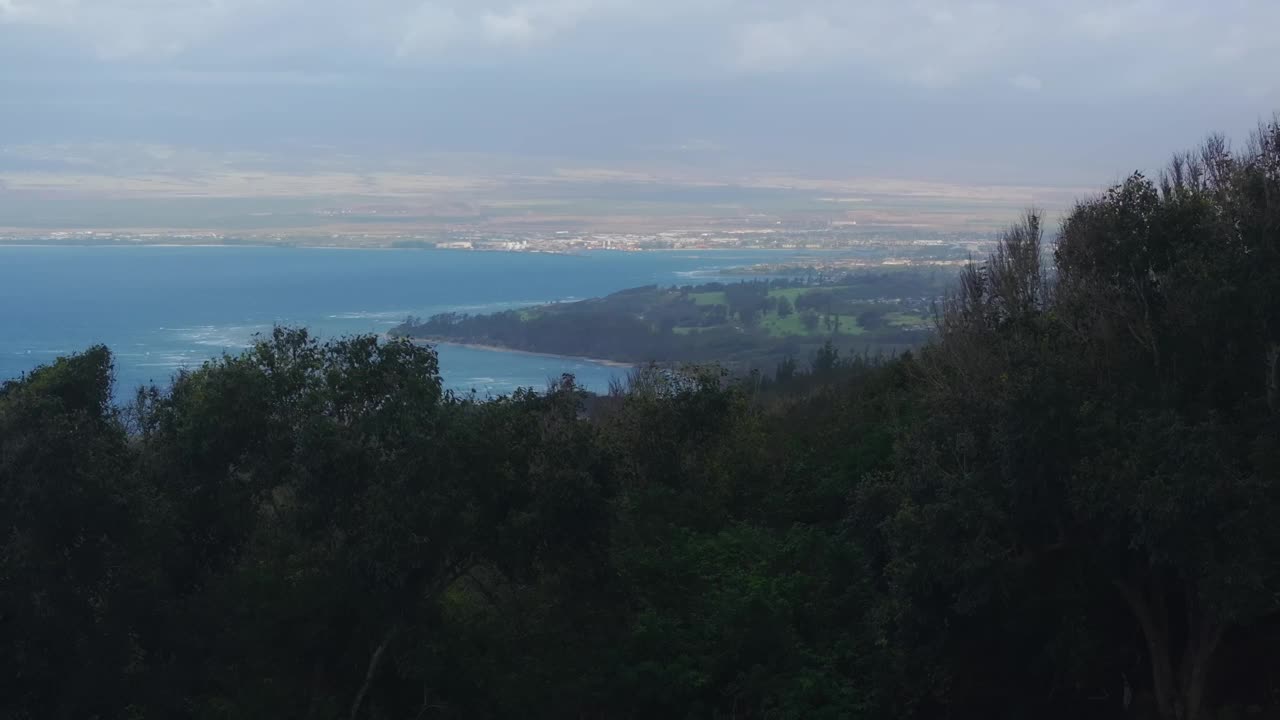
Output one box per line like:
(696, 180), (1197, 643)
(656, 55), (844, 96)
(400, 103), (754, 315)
(0, 246), (805, 396)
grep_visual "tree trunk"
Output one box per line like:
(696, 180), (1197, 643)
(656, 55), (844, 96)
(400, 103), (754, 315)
(1266, 342), (1279, 412)
(346, 558), (472, 720)
(1116, 578), (1178, 719)
(1178, 608), (1224, 720)
(1115, 577), (1225, 720)
(349, 624), (399, 720)
(307, 660), (325, 719)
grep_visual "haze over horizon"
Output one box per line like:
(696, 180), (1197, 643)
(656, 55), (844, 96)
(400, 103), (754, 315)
(3, 0), (1278, 187)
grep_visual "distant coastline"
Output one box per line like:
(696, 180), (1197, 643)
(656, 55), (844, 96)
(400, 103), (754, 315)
(392, 273), (939, 373)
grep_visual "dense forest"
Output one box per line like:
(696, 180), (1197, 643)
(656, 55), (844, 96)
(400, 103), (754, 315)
(391, 270), (946, 368)
(3, 121), (1280, 720)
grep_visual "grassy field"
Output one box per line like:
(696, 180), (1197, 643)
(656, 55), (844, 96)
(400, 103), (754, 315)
(885, 311), (930, 328)
(766, 285), (851, 302)
(682, 286), (877, 338)
(760, 312), (864, 337)
(689, 291), (728, 306)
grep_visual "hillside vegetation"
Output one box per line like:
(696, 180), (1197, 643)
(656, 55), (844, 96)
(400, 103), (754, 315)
(392, 270), (945, 367)
(3, 120), (1280, 720)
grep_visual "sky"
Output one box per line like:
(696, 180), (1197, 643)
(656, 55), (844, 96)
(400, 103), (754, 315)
(2, 0), (1278, 185)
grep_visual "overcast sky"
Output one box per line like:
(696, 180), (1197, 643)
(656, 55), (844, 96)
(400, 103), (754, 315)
(2, 0), (1278, 184)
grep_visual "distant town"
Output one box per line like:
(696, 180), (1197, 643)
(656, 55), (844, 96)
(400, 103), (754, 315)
(0, 226), (996, 270)
(0, 147), (1071, 270)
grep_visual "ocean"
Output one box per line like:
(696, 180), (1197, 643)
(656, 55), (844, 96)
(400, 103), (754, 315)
(0, 246), (805, 396)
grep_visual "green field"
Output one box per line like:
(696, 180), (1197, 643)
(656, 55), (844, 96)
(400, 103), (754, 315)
(760, 312), (864, 337)
(689, 291), (728, 306)
(885, 311), (929, 328)
(766, 285), (851, 302)
(686, 285), (870, 338)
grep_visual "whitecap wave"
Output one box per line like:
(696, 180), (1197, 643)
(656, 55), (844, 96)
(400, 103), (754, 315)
(172, 325), (268, 348)
(432, 299), (566, 315)
(327, 310), (413, 321)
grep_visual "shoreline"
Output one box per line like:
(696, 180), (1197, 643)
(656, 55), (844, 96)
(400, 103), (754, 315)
(403, 337), (636, 369)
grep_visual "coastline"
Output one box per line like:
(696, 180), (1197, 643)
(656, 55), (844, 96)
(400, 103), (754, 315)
(403, 337), (636, 369)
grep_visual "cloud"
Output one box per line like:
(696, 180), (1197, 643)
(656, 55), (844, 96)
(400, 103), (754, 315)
(396, 4), (464, 57)
(1011, 73), (1043, 92)
(477, 0), (610, 47)
(731, 13), (847, 71)
(729, 3), (1028, 85)
(0, 0), (1276, 102)
(481, 10), (538, 45)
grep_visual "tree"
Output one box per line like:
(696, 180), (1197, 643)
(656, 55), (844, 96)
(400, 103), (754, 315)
(777, 296), (795, 318)
(857, 308), (887, 331)
(811, 340), (841, 373)
(877, 121), (1280, 720)
(1048, 137), (1280, 719)
(800, 310), (821, 333)
(131, 329), (492, 716)
(0, 348), (163, 716)
(775, 355), (798, 383)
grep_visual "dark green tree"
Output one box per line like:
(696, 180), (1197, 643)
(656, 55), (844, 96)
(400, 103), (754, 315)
(874, 120), (1280, 720)
(811, 340), (841, 373)
(0, 348), (163, 717)
(774, 355), (798, 383)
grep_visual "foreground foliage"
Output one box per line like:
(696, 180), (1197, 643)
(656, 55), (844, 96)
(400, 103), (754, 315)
(2, 120), (1279, 719)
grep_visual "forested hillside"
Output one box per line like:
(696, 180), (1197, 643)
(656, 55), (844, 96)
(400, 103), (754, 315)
(3, 120), (1279, 720)
(391, 270), (945, 367)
